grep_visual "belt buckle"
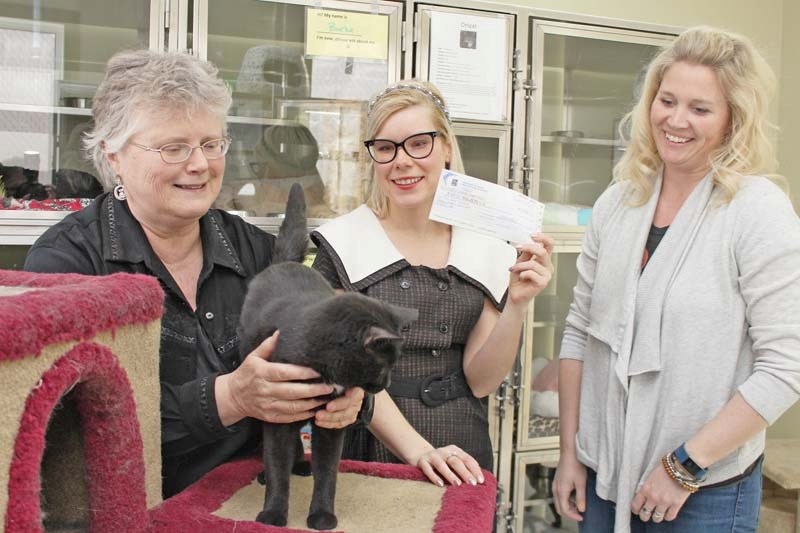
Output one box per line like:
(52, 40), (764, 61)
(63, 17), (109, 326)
(420, 374), (447, 407)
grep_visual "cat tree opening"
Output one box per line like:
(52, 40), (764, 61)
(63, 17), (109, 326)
(5, 344), (149, 533)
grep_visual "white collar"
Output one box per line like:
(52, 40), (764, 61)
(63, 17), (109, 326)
(314, 205), (515, 304)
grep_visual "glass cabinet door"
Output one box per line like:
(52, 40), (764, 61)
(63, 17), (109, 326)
(513, 450), (576, 533)
(453, 123), (511, 186)
(198, 0), (402, 222)
(518, 248), (579, 451)
(0, 1), (156, 216)
(529, 21), (672, 227)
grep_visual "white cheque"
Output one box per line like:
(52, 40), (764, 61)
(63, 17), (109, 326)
(428, 170), (545, 244)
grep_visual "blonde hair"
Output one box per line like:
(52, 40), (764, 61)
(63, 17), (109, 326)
(364, 80), (463, 217)
(614, 26), (783, 204)
(85, 49), (231, 189)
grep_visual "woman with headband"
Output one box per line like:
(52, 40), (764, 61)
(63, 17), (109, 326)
(311, 80), (554, 486)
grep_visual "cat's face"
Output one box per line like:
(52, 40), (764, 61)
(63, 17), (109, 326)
(307, 294), (417, 393)
(359, 333), (402, 393)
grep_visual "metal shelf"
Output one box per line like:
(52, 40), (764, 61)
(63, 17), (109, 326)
(541, 135), (622, 148)
(0, 103), (92, 117)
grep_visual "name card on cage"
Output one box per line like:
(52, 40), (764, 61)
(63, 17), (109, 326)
(429, 170), (545, 244)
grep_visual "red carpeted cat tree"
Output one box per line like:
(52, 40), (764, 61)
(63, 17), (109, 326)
(1, 269), (496, 533)
(0, 269), (164, 533)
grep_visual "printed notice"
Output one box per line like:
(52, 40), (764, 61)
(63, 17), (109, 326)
(310, 56), (388, 100)
(428, 11), (509, 122)
(306, 8), (388, 60)
(429, 170), (545, 244)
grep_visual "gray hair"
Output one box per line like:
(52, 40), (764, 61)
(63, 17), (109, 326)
(84, 49), (232, 189)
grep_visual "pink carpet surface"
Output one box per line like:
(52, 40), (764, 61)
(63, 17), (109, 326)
(0, 269), (164, 362)
(149, 458), (498, 533)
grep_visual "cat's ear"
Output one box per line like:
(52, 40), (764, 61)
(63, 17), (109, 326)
(383, 303), (419, 329)
(365, 326), (400, 345)
(364, 329), (403, 359)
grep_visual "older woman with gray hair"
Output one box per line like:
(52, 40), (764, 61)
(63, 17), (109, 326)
(24, 49), (364, 497)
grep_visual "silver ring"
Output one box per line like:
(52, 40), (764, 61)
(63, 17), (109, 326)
(652, 511), (665, 520)
(641, 507), (652, 514)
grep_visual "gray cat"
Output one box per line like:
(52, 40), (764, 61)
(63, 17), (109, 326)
(238, 183), (417, 530)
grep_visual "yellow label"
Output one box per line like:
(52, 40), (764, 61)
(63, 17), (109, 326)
(306, 8), (388, 60)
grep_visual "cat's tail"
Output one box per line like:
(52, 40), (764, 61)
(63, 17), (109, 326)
(273, 182), (309, 264)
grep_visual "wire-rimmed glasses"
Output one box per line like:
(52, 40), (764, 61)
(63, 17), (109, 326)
(129, 138), (230, 164)
(363, 131), (438, 164)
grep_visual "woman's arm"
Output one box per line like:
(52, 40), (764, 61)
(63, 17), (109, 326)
(367, 390), (485, 486)
(462, 235), (554, 397)
(684, 394), (767, 467)
(552, 359), (587, 522)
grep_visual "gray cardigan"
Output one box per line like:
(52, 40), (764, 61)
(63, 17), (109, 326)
(559, 173), (800, 532)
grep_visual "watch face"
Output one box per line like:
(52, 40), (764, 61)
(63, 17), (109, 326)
(674, 444), (707, 479)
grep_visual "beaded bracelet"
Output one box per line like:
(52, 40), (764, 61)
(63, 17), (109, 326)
(662, 454), (700, 493)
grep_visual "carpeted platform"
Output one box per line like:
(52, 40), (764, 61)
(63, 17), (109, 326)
(149, 457), (497, 533)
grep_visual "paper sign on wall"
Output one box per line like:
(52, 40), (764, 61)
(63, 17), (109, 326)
(310, 57), (388, 100)
(306, 8), (389, 60)
(428, 11), (509, 122)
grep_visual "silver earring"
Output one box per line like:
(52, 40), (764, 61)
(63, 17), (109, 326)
(113, 182), (127, 201)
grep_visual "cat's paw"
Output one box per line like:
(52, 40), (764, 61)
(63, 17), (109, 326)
(292, 460), (312, 476)
(256, 509), (288, 526)
(307, 511), (338, 530)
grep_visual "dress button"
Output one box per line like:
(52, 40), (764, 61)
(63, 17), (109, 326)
(439, 324), (449, 333)
(438, 282), (449, 291)
(400, 279), (411, 289)
(204, 312), (214, 320)
(401, 325), (410, 332)
(431, 349), (440, 357)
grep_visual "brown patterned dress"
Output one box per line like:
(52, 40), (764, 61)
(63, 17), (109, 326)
(311, 230), (505, 471)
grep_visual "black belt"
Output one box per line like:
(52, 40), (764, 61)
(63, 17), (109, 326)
(388, 369), (472, 407)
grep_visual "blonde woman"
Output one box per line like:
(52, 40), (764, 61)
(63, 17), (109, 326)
(552, 27), (800, 532)
(312, 81), (554, 486)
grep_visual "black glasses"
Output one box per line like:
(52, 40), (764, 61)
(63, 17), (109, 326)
(364, 131), (438, 164)
(130, 138), (230, 164)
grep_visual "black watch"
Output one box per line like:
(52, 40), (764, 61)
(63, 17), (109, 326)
(673, 443), (708, 480)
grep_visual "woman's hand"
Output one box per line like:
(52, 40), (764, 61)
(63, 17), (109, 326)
(216, 331), (334, 427)
(630, 462), (691, 523)
(552, 452), (587, 522)
(413, 445), (485, 487)
(315, 387), (365, 429)
(507, 234), (555, 308)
